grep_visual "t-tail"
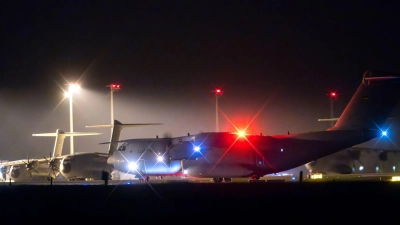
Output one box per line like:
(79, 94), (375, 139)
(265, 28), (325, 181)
(32, 129), (102, 157)
(328, 70), (400, 132)
(86, 120), (162, 157)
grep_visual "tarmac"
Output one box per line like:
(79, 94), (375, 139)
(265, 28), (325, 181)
(1, 180), (399, 223)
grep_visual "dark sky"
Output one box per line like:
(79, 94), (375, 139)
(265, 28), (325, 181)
(1, 0), (400, 161)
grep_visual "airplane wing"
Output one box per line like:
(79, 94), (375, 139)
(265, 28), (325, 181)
(33, 132), (102, 136)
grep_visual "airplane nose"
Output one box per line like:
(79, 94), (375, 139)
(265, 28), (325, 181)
(11, 168), (20, 178)
(107, 155), (114, 165)
(61, 162), (71, 173)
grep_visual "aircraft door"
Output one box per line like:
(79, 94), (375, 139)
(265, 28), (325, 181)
(137, 159), (147, 174)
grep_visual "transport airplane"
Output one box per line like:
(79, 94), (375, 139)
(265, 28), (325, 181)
(90, 70), (400, 182)
(0, 130), (102, 182)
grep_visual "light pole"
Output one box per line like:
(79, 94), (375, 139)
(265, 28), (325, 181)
(106, 84), (121, 131)
(212, 88), (223, 132)
(328, 91), (338, 127)
(64, 83), (80, 155)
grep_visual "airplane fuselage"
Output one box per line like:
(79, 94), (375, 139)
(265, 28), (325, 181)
(109, 130), (379, 179)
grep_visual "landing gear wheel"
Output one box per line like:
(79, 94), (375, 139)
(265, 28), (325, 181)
(250, 175), (260, 180)
(223, 178), (232, 182)
(213, 177), (223, 183)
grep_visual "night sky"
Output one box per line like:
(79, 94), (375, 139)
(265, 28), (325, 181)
(1, 1), (400, 161)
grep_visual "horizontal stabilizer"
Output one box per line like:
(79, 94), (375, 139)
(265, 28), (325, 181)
(318, 118), (339, 122)
(86, 123), (162, 129)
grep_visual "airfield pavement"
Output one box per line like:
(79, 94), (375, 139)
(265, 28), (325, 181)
(0, 180), (399, 223)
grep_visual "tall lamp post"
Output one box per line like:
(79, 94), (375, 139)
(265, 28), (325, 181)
(64, 83), (80, 155)
(328, 91), (338, 127)
(212, 88), (223, 132)
(106, 84), (121, 131)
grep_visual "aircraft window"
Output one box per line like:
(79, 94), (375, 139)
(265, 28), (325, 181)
(118, 145), (126, 151)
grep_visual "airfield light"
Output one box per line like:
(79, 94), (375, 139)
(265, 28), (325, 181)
(212, 88), (223, 132)
(106, 84), (121, 130)
(391, 176), (400, 181)
(65, 83), (81, 155)
(329, 92), (337, 99)
(69, 84), (81, 93)
(128, 162), (137, 170)
(327, 91), (339, 127)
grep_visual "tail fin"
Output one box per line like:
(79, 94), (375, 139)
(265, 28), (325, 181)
(328, 70), (400, 131)
(86, 120), (162, 156)
(32, 130), (102, 157)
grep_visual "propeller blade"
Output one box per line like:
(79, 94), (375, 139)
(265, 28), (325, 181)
(29, 171), (32, 178)
(43, 157), (50, 163)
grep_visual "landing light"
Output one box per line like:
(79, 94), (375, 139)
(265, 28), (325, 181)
(193, 146), (201, 152)
(382, 131), (387, 136)
(128, 162), (137, 170)
(157, 156), (163, 162)
(359, 166), (364, 171)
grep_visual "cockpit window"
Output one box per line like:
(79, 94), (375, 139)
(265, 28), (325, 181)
(118, 145), (126, 151)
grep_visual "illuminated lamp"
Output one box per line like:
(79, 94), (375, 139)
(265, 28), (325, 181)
(391, 176), (400, 181)
(128, 162), (137, 170)
(193, 146), (201, 152)
(157, 156), (163, 162)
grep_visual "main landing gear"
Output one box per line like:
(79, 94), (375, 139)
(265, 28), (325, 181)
(250, 174), (261, 180)
(212, 177), (232, 183)
(138, 176), (150, 183)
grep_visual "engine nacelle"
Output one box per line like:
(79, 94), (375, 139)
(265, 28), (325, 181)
(60, 152), (111, 181)
(6, 164), (55, 182)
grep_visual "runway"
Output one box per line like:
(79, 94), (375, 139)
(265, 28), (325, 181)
(1, 178), (399, 223)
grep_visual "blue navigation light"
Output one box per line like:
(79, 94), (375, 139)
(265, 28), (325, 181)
(193, 146), (201, 152)
(382, 131), (387, 136)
